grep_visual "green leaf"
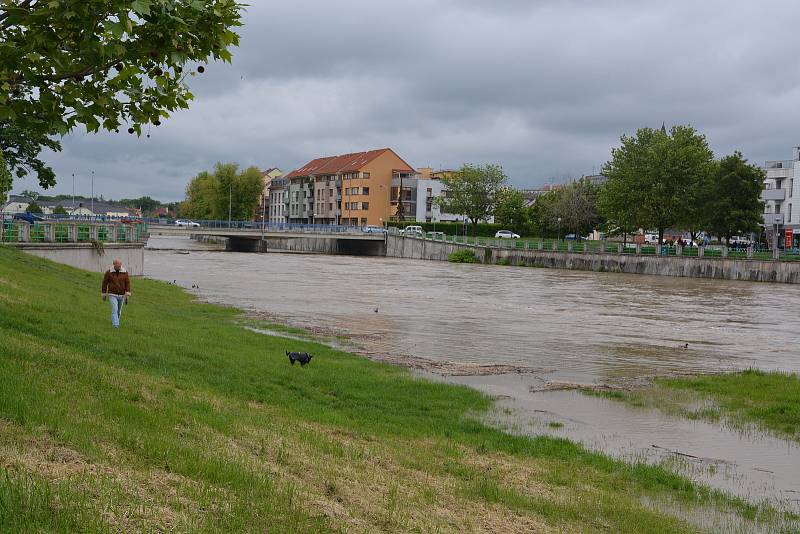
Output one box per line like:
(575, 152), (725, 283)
(131, 0), (151, 16)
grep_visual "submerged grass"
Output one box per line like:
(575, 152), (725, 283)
(0, 246), (782, 532)
(589, 370), (800, 443)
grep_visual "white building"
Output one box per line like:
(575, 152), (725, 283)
(1, 195), (32, 214)
(762, 147), (800, 247)
(390, 168), (467, 223)
(268, 177), (288, 223)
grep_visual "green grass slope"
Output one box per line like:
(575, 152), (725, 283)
(0, 246), (771, 532)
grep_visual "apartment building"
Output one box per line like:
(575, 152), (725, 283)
(762, 147), (800, 247)
(285, 148), (415, 226)
(258, 168), (284, 222)
(390, 169), (465, 223)
(268, 177), (288, 223)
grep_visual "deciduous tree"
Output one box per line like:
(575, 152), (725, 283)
(494, 187), (528, 234)
(181, 163), (262, 221)
(706, 152), (765, 243)
(600, 125), (715, 244)
(437, 163), (507, 235)
(0, 0), (243, 191)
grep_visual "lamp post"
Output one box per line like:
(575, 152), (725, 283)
(557, 217), (562, 242)
(90, 170), (94, 218)
(71, 173), (75, 217)
(228, 181), (232, 228)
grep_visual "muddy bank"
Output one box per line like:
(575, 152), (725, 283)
(245, 310), (541, 376)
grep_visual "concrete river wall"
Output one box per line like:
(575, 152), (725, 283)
(12, 243), (145, 275)
(386, 235), (800, 284)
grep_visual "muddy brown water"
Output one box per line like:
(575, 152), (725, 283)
(145, 236), (800, 516)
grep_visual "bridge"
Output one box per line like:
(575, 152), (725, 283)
(1, 219), (147, 274)
(148, 224), (387, 254)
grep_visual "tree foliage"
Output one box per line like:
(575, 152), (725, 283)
(437, 163), (507, 235)
(0, 120), (60, 192)
(706, 152), (765, 242)
(25, 200), (41, 213)
(494, 187), (528, 234)
(0, 0), (243, 190)
(600, 125), (715, 242)
(52, 204), (67, 215)
(181, 163), (263, 221)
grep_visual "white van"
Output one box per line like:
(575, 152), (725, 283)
(402, 225), (424, 237)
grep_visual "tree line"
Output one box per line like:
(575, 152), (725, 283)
(439, 125), (765, 242)
(181, 163), (263, 221)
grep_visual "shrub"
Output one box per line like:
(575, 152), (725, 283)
(448, 249), (478, 263)
(496, 258), (511, 266)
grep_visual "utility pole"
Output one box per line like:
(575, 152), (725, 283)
(91, 170), (94, 218)
(71, 173), (75, 217)
(228, 181), (232, 227)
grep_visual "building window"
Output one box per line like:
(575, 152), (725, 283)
(361, 172), (370, 179)
(362, 202), (369, 211)
(790, 179), (794, 198)
(362, 187), (369, 195)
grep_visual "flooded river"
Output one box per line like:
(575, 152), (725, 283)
(145, 236), (800, 515)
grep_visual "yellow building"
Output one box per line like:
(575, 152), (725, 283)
(286, 148), (415, 226)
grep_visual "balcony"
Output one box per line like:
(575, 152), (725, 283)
(763, 213), (785, 225)
(766, 160), (794, 170)
(762, 189), (786, 201)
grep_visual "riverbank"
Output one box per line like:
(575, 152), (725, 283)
(0, 245), (785, 532)
(386, 235), (800, 284)
(588, 370), (800, 442)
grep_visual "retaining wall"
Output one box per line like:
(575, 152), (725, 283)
(386, 236), (800, 284)
(12, 243), (145, 275)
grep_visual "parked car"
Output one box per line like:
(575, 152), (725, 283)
(363, 225), (387, 234)
(12, 212), (44, 224)
(175, 219), (200, 228)
(495, 230), (520, 239)
(402, 225), (424, 237)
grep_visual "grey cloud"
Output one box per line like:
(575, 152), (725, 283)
(17, 0), (800, 201)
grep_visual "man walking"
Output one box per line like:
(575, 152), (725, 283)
(102, 259), (131, 328)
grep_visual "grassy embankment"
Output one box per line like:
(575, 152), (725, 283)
(0, 246), (778, 532)
(593, 370), (800, 442)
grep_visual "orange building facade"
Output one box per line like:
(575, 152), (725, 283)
(285, 148), (415, 226)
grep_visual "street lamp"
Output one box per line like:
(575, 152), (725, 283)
(228, 181), (232, 228)
(557, 217), (562, 242)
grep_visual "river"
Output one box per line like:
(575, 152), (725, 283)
(144, 236), (800, 518)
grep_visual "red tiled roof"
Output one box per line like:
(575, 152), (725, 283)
(286, 148), (413, 179)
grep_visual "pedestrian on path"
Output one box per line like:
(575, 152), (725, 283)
(101, 258), (131, 328)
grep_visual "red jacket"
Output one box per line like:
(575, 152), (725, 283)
(102, 268), (131, 296)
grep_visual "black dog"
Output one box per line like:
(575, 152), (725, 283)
(286, 351), (313, 366)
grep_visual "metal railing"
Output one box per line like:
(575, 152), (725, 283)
(1, 219), (147, 244)
(387, 227), (800, 262)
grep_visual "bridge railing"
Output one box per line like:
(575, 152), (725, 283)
(390, 229), (799, 262)
(1, 219), (147, 244)
(156, 219), (366, 234)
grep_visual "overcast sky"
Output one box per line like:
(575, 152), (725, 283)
(14, 0), (800, 201)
